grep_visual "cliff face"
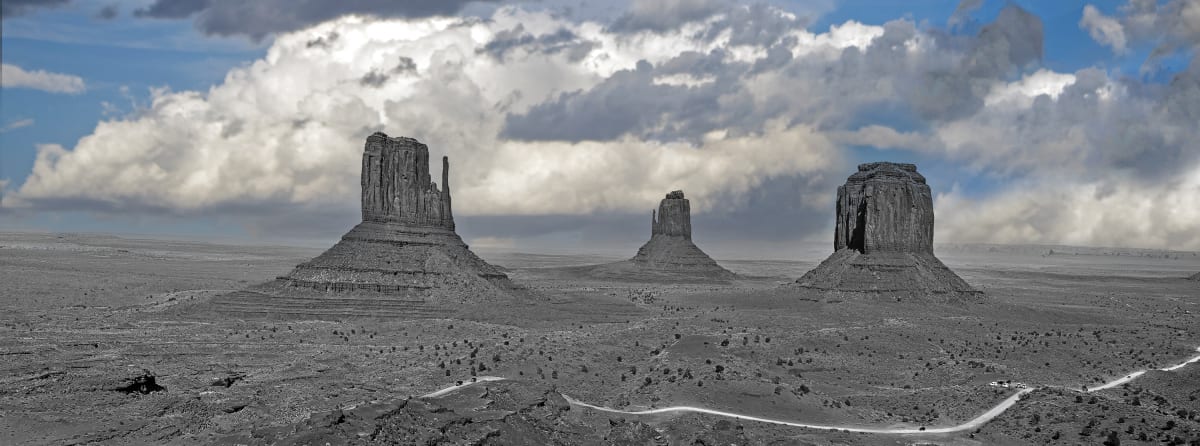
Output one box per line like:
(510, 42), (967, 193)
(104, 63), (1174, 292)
(361, 133), (454, 229)
(834, 162), (933, 254)
(798, 162), (978, 298)
(651, 190), (692, 238)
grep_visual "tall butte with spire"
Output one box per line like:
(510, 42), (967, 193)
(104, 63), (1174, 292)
(212, 132), (523, 319)
(629, 190), (735, 279)
(795, 162), (978, 299)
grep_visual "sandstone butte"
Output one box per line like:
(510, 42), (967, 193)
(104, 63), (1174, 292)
(212, 132), (527, 319)
(796, 162), (979, 298)
(631, 190), (735, 279)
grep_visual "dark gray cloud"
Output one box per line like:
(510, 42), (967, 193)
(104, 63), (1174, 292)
(948, 0), (983, 28)
(699, 2), (812, 47)
(133, 0), (497, 41)
(609, 0), (725, 33)
(908, 4), (1043, 121)
(94, 4), (117, 20)
(967, 4), (1043, 77)
(1, 0), (69, 18)
(503, 59), (731, 142)
(1119, 0), (1200, 60)
(305, 31), (339, 48)
(134, 0), (208, 19)
(481, 25), (595, 61)
(504, 5), (1046, 143)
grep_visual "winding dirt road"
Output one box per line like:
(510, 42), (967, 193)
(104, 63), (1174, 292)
(425, 346), (1200, 435)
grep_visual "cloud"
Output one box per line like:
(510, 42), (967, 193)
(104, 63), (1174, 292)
(931, 66), (1200, 180)
(0, 118), (35, 133)
(1081, 0), (1200, 64)
(132, 0), (499, 41)
(3, 8), (844, 221)
(1, 0), (68, 18)
(5, 2), (1200, 250)
(948, 0), (983, 28)
(829, 125), (934, 152)
(0, 63), (86, 94)
(1079, 5), (1128, 54)
(935, 166), (1200, 250)
(609, 0), (727, 32)
(94, 4), (117, 20)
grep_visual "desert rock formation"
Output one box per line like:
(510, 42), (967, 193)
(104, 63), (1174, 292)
(630, 190), (735, 279)
(213, 132), (524, 319)
(797, 162), (978, 297)
(1190, 272), (1200, 281)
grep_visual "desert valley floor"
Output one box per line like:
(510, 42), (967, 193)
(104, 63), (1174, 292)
(1, 231), (1198, 445)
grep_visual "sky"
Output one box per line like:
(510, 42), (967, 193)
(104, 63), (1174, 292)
(1, 0), (1199, 259)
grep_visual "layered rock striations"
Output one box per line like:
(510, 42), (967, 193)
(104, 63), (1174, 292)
(797, 162), (978, 297)
(214, 132), (521, 319)
(630, 191), (735, 279)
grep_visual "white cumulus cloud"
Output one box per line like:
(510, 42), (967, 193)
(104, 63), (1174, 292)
(1079, 4), (1128, 54)
(4, 7), (844, 217)
(4, 3), (1199, 250)
(935, 166), (1200, 250)
(1, 63), (86, 94)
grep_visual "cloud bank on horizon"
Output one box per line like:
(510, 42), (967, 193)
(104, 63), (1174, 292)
(2, 0), (1199, 251)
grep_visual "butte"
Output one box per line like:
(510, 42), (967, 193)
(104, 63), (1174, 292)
(210, 132), (529, 319)
(795, 162), (979, 299)
(630, 190), (735, 280)
(562, 190), (735, 282)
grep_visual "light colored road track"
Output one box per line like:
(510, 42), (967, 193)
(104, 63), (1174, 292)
(1086, 346), (1200, 392)
(421, 376), (506, 398)
(564, 389), (1032, 434)
(423, 346), (1200, 435)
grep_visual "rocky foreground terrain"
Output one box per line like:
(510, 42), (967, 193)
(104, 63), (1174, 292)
(1, 232), (1198, 445)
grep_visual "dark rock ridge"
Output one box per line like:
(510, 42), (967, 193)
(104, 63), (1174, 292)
(211, 132), (528, 319)
(1190, 272), (1200, 281)
(797, 162), (978, 297)
(630, 190), (735, 279)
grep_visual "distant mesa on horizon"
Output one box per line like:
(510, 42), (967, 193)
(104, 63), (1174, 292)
(796, 162), (979, 299)
(205, 132), (535, 320)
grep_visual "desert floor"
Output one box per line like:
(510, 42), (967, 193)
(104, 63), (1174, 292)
(1, 232), (1197, 445)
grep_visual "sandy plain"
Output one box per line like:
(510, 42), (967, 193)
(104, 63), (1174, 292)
(1, 231), (1197, 445)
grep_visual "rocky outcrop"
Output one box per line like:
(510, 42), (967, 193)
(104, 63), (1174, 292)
(1190, 272), (1200, 281)
(109, 370), (165, 395)
(797, 162), (978, 298)
(212, 133), (531, 320)
(630, 190), (735, 280)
